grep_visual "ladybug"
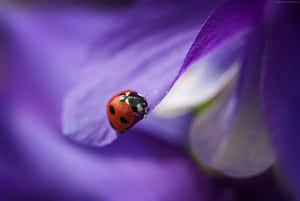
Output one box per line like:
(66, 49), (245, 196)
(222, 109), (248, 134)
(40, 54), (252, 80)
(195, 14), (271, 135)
(107, 90), (148, 133)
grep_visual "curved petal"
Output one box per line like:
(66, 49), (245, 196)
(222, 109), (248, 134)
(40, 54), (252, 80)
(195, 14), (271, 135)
(6, 102), (215, 201)
(179, 0), (266, 72)
(262, 4), (300, 199)
(190, 30), (275, 177)
(63, 0), (266, 146)
(154, 32), (243, 117)
(1, 3), (198, 147)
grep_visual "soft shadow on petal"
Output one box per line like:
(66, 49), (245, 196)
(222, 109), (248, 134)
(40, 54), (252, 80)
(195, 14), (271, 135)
(262, 4), (300, 200)
(63, 0), (265, 147)
(213, 169), (291, 201)
(133, 112), (193, 145)
(6, 103), (216, 201)
(190, 29), (275, 178)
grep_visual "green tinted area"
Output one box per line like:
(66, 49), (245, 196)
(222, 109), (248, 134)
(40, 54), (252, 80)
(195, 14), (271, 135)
(194, 96), (217, 115)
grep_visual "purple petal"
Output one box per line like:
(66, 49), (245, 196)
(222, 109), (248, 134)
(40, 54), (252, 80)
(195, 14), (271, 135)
(63, 0), (265, 146)
(2, 3), (196, 147)
(6, 102), (215, 201)
(213, 170), (289, 201)
(179, 0), (266, 72)
(262, 4), (300, 199)
(190, 30), (275, 177)
(3, 5), (119, 104)
(133, 112), (193, 145)
(154, 32), (244, 117)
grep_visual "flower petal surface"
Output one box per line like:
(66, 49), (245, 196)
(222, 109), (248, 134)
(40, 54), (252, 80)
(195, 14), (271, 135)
(262, 4), (300, 199)
(5, 101), (215, 201)
(2, 5), (117, 103)
(134, 112), (193, 145)
(63, 0), (265, 146)
(154, 33), (243, 117)
(190, 30), (275, 177)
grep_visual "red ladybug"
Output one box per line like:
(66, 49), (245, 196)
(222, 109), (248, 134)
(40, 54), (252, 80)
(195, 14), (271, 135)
(107, 90), (148, 133)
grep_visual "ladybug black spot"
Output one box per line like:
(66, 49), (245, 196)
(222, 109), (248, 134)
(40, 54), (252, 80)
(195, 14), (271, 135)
(109, 105), (115, 115)
(109, 121), (116, 129)
(120, 117), (128, 124)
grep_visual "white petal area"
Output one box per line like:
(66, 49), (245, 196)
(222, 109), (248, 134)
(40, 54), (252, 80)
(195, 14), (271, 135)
(154, 31), (247, 117)
(190, 83), (275, 177)
(189, 31), (275, 177)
